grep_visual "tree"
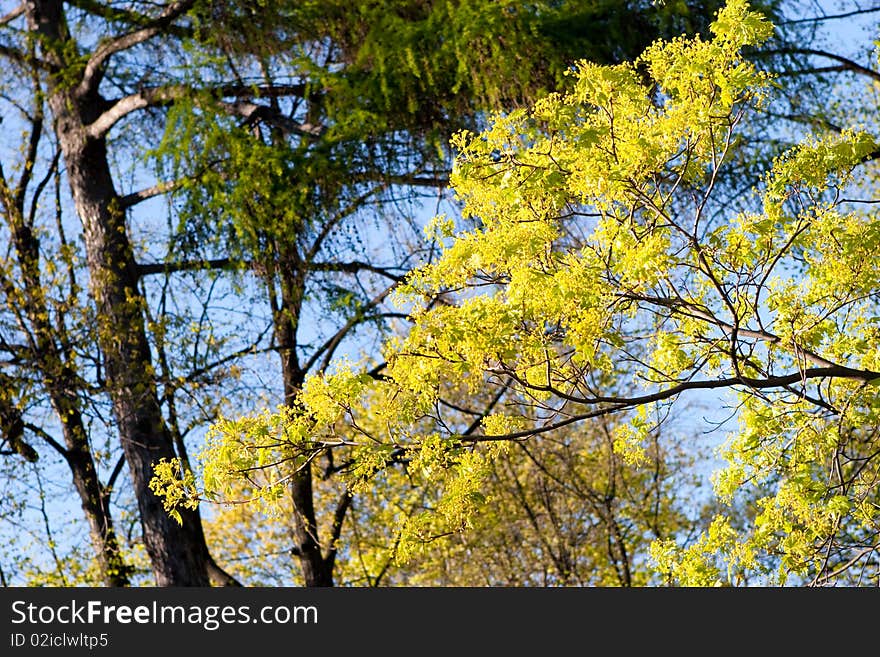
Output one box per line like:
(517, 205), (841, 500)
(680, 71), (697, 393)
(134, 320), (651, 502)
(0, 0), (266, 586)
(372, 414), (712, 586)
(174, 0), (880, 586)
(0, 10), (138, 584)
(0, 124), (131, 585)
(0, 0), (738, 588)
(147, 0), (739, 587)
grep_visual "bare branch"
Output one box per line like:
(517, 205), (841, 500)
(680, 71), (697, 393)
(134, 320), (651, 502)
(118, 179), (182, 209)
(105, 453), (126, 495)
(215, 83), (311, 100)
(0, 43), (42, 69)
(461, 379), (512, 436)
(307, 186), (385, 262)
(78, 0), (197, 95)
(183, 334), (275, 386)
(86, 86), (183, 138)
(88, 83), (312, 139)
(308, 260), (406, 283)
(761, 48), (880, 83)
(325, 490), (352, 570)
(463, 365), (880, 442)
(810, 544), (880, 586)
(777, 7), (880, 26)
(26, 148), (60, 229)
(356, 172), (451, 188)
(136, 257), (243, 278)
(304, 283), (399, 375)
(16, 93), (45, 215)
(622, 292), (839, 368)
(758, 109), (842, 132)
(22, 422), (66, 457)
(216, 100), (324, 138)
(67, 0), (192, 34)
(0, 3), (24, 27)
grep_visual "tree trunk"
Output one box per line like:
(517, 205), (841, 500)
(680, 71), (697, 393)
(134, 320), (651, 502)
(64, 417), (131, 587)
(272, 246), (337, 587)
(27, 0), (232, 586)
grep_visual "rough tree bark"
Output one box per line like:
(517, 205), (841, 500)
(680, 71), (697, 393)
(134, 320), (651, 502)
(24, 0), (235, 586)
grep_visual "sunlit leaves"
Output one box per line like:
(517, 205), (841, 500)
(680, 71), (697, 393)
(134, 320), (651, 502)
(383, 0), (880, 585)
(162, 0), (880, 585)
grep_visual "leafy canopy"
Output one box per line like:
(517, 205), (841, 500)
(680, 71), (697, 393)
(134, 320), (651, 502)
(154, 0), (880, 585)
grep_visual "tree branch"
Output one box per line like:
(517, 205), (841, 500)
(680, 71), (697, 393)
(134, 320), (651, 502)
(308, 260), (406, 283)
(761, 48), (880, 83)
(776, 7), (880, 26)
(118, 179), (182, 209)
(22, 422), (66, 457)
(461, 378), (512, 436)
(216, 100), (323, 138)
(758, 109), (842, 132)
(0, 3), (24, 27)
(68, 0), (192, 35)
(88, 83), (312, 139)
(354, 172), (451, 188)
(136, 257), (243, 278)
(182, 332), (275, 386)
(78, 0), (197, 95)
(86, 86), (183, 138)
(304, 283), (399, 375)
(324, 489), (352, 572)
(105, 453), (126, 495)
(0, 43), (43, 69)
(17, 94), (45, 213)
(621, 292), (839, 369)
(306, 186), (385, 263)
(215, 83), (311, 100)
(462, 365), (880, 442)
